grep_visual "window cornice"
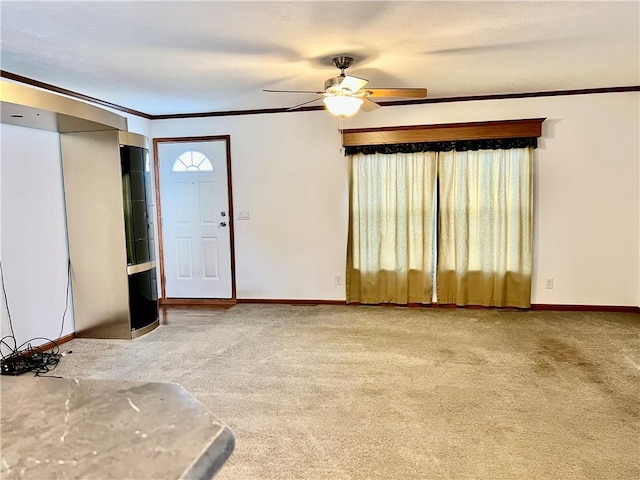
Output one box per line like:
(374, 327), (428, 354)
(342, 118), (545, 147)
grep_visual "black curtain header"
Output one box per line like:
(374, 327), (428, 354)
(344, 137), (538, 156)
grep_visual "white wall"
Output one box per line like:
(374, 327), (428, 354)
(1, 89), (636, 342)
(121, 115), (151, 139)
(1, 124), (75, 352)
(151, 91), (639, 306)
(152, 112), (349, 300)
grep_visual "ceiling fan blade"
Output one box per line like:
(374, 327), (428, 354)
(360, 97), (381, 112)
(339, 75), (369, 93)
(264, 89), (324, 94)
(365, 88), (428, 99)
(286, 97), (324, 111)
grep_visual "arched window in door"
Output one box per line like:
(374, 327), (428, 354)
(171, 150), (214, 172)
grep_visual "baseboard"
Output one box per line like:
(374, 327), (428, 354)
(236, 299), (346, 306)
(531, 304), (639, 314)
(433, 303), (639, 313)
(233, 299), (639, 314)
(24, 333), (75, 356)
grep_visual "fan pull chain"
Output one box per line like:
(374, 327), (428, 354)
(339, 116), (344, 155)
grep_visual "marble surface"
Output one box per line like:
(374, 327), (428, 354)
(0, 376), (234, 479)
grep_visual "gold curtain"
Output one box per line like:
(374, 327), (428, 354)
(437, 147), (533, 308)
(346, 151), (437, 304)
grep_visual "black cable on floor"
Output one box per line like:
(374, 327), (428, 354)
(0, 259), (71, 376)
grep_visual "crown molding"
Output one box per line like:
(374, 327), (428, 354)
(1, 71), (152, 119)
(3, 71), (638, 120)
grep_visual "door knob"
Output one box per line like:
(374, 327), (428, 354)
(219, 222), (227, 227)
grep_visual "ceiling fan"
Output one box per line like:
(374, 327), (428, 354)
(263, 56), (428, 117)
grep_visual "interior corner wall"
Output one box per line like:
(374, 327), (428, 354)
(151, 91), (639, 307)
(1, 123), (75, 351)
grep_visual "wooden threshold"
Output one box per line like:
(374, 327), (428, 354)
(160, 298), (238, 308)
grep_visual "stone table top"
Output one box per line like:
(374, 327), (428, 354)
(0, 376), (234, 479)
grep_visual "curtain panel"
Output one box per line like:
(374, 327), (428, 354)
(347, 151), (437, 304)
(437, 147), (534, 308)
(347, 147), (534, 308)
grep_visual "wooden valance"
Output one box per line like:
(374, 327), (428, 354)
(342, 118), (545, 147)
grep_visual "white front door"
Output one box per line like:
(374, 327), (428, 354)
(157, 140), (233, 298)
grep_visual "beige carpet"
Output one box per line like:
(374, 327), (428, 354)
(52, 304), (639, 479)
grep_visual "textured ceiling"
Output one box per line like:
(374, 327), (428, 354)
(1, 1), (638, 116)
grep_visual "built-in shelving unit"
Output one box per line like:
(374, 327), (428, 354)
(1, 80), (158, 339)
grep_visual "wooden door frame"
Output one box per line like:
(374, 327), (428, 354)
(153, 135), (237, 307)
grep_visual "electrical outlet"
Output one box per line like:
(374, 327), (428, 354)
(335, 275), (342, 285)
(238, 210), (250, 220)
(545, 278), (554, 289)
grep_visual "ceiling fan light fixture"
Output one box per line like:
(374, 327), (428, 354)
(264, 55), (426, 116)
(322, 94), (363, 117)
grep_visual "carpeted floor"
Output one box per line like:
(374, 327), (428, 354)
(51, 304), (639, 479)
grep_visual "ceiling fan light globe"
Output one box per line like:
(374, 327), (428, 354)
(323, 95), (363, 117)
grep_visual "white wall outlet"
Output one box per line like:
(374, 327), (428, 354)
(545, 277), (554, 289)
(335, 274), (342, 285)
(238, 210), (250, 220)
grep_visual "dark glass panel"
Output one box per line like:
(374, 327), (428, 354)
(122, 144), (155, 266)
(120, 148), (134, 264)
(135, 238), (150, 264)
(120, 146), (131, 172)
(128, 268), (158, 330)
(129, 147), (144, 172)
(132, 200), (147, 240)
(130, 170), (145, 201)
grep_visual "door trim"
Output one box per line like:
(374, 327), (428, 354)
(153, 135), (237, 304)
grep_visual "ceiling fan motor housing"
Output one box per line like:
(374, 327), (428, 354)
(325, 56), (355, 92)
(324, 76), (347, 92)
(325, 56), (364, 94)
(332, 56), (354, 71)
